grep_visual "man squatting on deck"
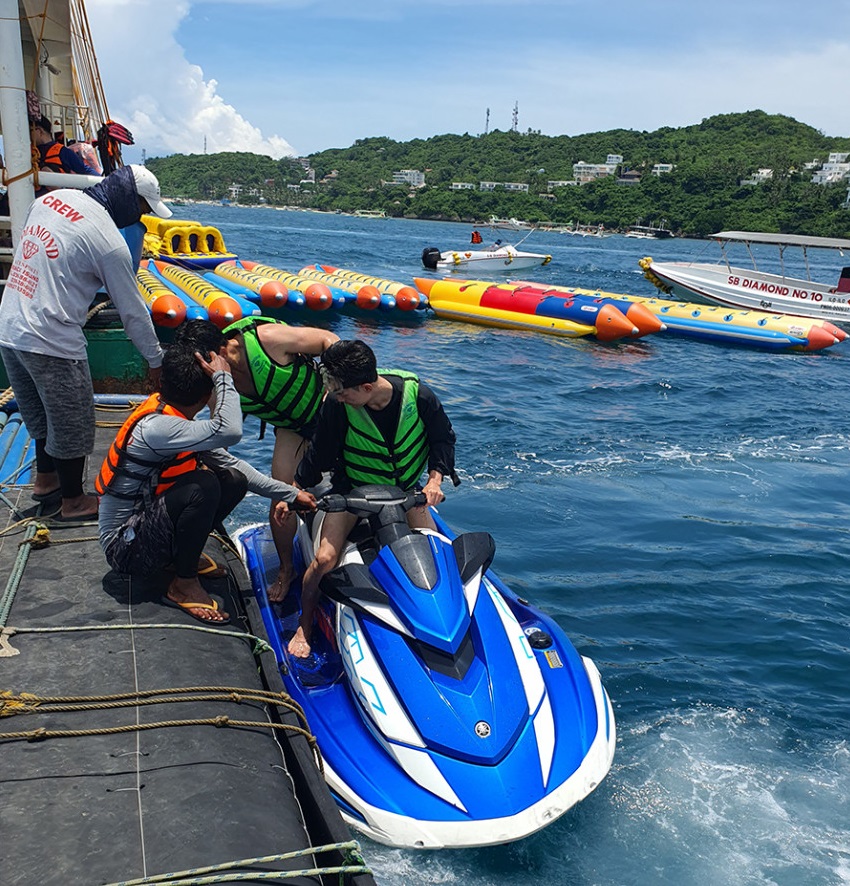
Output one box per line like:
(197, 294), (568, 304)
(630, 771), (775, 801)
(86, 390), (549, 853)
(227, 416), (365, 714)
(0, 166), (168, 521)
(97, 343), (316, 623)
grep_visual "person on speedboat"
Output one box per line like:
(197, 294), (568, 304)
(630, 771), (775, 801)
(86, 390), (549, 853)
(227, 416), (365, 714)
(96, 342), (315, 624)
(289, 339), (458, 658)
(172, 317), (338, 602)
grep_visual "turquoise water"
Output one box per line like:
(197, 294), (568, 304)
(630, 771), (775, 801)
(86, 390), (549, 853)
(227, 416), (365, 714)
(192, 205), (850, 885)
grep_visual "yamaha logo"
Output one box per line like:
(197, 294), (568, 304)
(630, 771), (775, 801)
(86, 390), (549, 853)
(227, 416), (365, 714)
(474, 721), (491, 738)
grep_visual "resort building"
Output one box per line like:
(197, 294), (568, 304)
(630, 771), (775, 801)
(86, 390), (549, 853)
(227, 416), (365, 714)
(450, 182), (476, 190)
(572, 157), (620, 183)
(479, 181), (500, 191)
(811, 153), (850, 185)
(503, 182), (529, 193)
(391, 169), (425, 187)
(617, 169), (642, 185)
(741, 168), (774, 186)
(651, 163), (674, 176)
(547, 180), (578, 190)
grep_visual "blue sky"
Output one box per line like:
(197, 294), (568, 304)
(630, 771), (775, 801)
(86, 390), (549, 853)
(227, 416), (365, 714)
(87, 0), (850, 162)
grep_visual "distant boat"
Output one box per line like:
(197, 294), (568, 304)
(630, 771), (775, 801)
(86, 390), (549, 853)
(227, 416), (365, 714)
(353, 209), (387, 219)
(488, 216), (534, 231)
(564, 223), (612, 238)
(625, 222), (674, 239)
(643, 230), (850, 326)
(421, 242), (552, 273)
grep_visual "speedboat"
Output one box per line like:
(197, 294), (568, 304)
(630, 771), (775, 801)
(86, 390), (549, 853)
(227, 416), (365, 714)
(421, 243), (552, 273)
(235, 485), (616, 849)
(644, 230), (850, 326)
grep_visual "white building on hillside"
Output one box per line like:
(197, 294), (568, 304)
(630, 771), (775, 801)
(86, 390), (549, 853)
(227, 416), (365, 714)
(812, 153), (850, 185)
(741, 168), (773, 186)
(573, 156), (620, 183)
(392, 169), (425, 187)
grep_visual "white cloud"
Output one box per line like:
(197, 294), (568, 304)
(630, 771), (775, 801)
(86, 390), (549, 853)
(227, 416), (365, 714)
(86, 0), (295, 159)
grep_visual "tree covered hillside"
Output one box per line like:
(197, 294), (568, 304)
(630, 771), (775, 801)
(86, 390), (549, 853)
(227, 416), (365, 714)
(146, 111), (850, 238)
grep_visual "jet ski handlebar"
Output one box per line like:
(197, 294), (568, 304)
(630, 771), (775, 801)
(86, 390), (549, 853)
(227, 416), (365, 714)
(317, 484), (427, 518)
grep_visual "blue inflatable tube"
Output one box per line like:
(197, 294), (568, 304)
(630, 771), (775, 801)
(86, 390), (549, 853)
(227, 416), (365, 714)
(142, 262), (208, 321)
(0, 416), (25, 481)
(203, 272), (261, 304)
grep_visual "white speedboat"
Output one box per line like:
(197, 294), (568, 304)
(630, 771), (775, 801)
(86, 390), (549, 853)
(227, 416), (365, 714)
(645, 231), (850, 326)
(421, 243), (552, 273)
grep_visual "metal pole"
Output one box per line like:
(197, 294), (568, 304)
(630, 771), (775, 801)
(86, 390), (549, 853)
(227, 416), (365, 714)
(0, 0), (35, 246)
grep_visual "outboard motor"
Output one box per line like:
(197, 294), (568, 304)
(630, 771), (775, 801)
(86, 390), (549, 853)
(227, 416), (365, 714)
(421, 247), (441, 270)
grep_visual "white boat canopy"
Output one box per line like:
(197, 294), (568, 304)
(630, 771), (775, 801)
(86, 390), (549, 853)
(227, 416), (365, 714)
(711, 231), (850, 251)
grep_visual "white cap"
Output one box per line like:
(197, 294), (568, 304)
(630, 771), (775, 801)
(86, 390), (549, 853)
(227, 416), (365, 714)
(130, 165), (172, 218)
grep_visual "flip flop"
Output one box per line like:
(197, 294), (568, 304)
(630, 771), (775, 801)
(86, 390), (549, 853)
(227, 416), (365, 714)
(161, 594), (231, 624)
(50, 510), (99, 524)
(197, 552), (227, 578)
(31, 487), (61, 502)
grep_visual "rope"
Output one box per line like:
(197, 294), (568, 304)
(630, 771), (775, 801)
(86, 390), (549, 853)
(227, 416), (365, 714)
(0, 387), (14, 409)
(0, 684), (319, 767)
(86, 298), (114, 320)
(3, 622), (274, 657)
(0, 519), (39, 628)
(0, 685), (309, 729)
(102, 841), (371, 886)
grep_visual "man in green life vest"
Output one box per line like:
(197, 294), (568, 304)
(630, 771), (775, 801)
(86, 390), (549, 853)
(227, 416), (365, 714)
(291, 339), (458, 658)
(174, 317), (338, 601)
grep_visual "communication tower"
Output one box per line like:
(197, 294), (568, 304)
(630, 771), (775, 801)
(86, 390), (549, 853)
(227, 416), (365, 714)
(511, 102), (518, 132)
(485, 107), (490, 135)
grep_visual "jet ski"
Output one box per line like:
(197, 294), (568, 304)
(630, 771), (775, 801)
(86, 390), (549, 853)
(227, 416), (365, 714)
(235, 485), (615, 849)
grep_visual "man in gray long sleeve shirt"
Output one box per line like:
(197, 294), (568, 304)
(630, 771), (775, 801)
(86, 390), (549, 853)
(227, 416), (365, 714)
(0, 165), (167, 521)
(98, 345), (315, 623)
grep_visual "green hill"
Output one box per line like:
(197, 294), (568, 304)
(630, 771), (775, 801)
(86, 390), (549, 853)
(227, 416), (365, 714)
(145, 111), (850, 237)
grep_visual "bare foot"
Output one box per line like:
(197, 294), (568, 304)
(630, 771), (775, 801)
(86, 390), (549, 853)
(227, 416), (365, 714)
(268, 565), (294, 603)
(287, 627), (311, 658)
(32, 470), (60, 498)
(166, 576), (229, 622)
(60, 493), (99, 520)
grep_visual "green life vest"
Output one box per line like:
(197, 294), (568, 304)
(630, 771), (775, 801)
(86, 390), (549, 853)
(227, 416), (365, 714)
(223, 316), (323, 432)
(342, 370), (429, 489)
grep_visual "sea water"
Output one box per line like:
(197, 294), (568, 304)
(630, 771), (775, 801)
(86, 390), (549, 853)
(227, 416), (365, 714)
(188, 204), (850, 885)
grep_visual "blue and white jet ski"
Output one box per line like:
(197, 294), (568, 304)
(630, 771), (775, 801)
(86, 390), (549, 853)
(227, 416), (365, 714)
(235, 485), (615, 849)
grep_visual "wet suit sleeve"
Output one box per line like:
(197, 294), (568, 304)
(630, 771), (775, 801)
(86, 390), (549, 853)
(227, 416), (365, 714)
(294, 396), (348, 489)
(417, 382), (456, 478)
(202, 448), (298, 503)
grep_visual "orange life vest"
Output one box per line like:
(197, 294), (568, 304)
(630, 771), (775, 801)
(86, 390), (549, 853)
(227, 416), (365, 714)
(41, 142), (67, 173)
(95, 394), (201, 499)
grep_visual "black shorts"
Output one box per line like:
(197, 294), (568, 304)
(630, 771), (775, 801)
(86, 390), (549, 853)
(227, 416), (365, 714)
(104, 496), (174, 576)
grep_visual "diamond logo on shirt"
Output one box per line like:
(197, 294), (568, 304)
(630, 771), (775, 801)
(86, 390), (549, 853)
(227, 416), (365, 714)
(21, 239), (38, 260)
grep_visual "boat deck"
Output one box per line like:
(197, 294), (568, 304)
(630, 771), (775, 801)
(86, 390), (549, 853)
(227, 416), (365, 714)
(0, 399), (373, 886)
